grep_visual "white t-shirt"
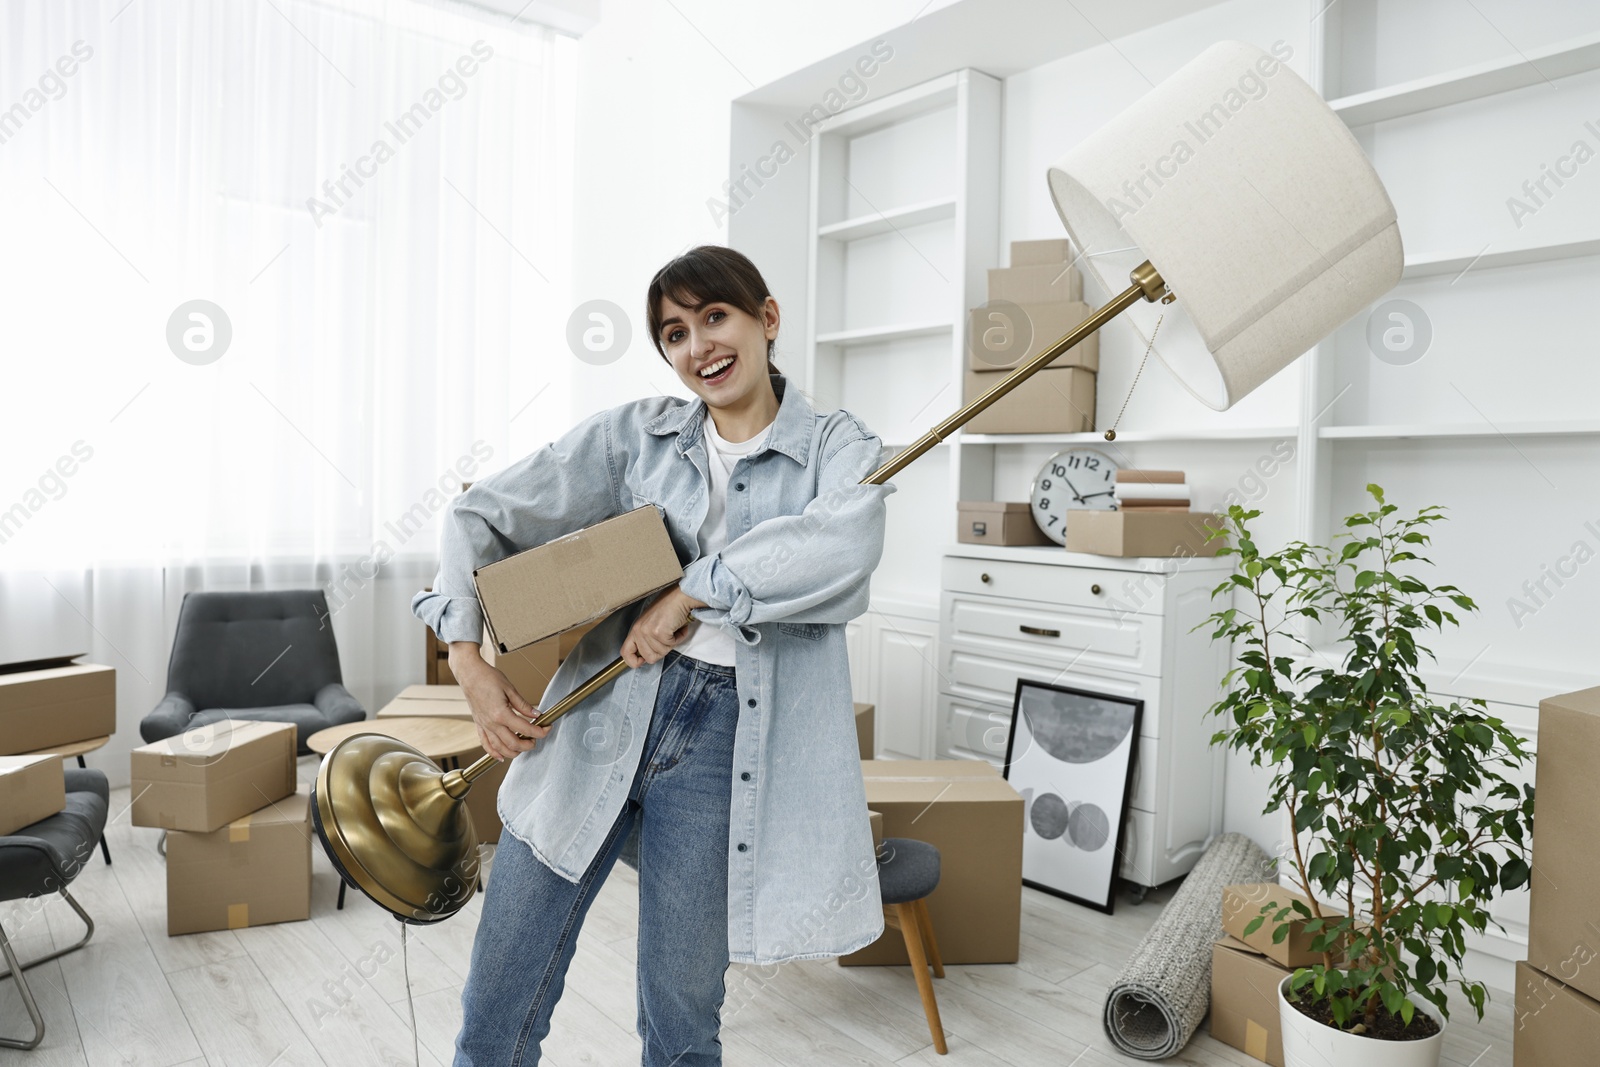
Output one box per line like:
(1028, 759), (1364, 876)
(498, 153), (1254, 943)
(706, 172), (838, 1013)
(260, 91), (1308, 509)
(673, 412), (773, 667)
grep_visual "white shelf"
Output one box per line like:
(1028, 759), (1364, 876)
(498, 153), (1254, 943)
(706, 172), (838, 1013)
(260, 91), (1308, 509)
(1402, 237), (1600, 279)
(1320, 420), (1600, 441)
(943, 541), (1235, 572)
(958, 426), (1298, 445)
(1329, 30), (1600, 126)
(814, 71), (959, 137)
(816, 196), (958, 242)
(814, 320), (953, 346)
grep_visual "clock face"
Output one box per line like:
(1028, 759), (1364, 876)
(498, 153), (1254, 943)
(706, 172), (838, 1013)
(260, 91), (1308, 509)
(1030, 448), (1121, 546)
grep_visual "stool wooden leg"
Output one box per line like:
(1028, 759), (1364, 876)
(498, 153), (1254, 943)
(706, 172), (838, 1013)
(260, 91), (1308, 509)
(913, 897), (943, 978)
(892, 901), (948, 1055)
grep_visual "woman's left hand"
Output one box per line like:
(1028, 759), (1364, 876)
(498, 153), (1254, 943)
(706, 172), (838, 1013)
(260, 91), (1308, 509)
(622, 586), (709, 667)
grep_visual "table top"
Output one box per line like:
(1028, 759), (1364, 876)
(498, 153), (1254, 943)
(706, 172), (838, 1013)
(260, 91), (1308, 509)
(15, 735), (111, 760)
(306, 717), (482, 760)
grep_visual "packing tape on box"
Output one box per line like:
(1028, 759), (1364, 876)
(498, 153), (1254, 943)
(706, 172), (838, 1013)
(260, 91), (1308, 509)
(861, 775), (987, 782)
(227, 903), (249, 929)
(228, 813), (251, 842)
(1244, 1019), (1268, 1059)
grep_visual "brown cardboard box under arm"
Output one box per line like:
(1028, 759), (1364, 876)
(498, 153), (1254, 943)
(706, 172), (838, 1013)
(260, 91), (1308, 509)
(854, 702), (874, 760)
(968, 300), (1098, 374)
(1064, 509), (1224, 558)
(962, 366), (1096, 435)
(1527, 685), (1600, 1004)
(131, 719), (297, 833)
(166, 785), (313, 936)
(1211, 935), (1290, 1067)
(956, 501), (1053, 546)
(0, 755), (66, 836)
(473, 504), (682, 655)
(482, 627), (560, 704)
(842, 759), (1023, 966)
(1515, 959), (1600, 1066)
(0, 657), (116, 755)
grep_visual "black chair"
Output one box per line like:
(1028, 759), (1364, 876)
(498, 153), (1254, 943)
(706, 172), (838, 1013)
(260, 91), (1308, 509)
(0, 769), (108, 1050)
(141, 590), (366, 755)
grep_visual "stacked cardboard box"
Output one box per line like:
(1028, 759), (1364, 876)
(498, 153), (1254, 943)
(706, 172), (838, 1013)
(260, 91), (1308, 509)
(130, 719), (308, 936)
(854, 702), (875, 761)
(1210, 882), (1346, 1066)
(0, 755), (66, 835)
(0, 655), (116, 754)
(1519, 686), (1600, 1064)
(842, 759), (1023, 965)
(955, 501), (1054, 546)
(963, 239), (1098, 434)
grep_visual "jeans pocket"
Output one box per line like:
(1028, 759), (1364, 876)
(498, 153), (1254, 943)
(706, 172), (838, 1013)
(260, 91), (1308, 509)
(778, 620), (827, 641)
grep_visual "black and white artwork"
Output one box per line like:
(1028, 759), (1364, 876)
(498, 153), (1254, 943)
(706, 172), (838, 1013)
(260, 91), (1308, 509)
(1002, 679), (1143, 913)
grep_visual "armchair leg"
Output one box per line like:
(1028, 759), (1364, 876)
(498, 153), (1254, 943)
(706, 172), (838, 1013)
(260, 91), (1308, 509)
(0, 887), (95, 1050)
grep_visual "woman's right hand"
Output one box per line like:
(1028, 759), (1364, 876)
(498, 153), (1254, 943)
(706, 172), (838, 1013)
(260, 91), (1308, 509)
(449, 642), (551, 761)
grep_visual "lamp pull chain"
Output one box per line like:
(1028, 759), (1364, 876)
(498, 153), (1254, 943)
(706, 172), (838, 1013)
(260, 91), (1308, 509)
(1104, 311), (1164, 442)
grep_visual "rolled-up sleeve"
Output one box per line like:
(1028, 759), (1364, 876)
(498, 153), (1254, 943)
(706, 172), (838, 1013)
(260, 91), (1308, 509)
(411, 408), (626, 645)
(678, 419), (895, 643)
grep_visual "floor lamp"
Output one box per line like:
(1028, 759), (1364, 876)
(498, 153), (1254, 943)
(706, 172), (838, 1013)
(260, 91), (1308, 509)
(313, 40), (1404, 923)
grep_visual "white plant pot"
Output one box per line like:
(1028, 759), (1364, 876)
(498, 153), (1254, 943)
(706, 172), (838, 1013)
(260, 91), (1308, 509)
(1278, 974), (1446, 1067)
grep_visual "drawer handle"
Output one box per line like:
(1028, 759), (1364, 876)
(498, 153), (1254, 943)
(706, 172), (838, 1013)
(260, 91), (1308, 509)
(1019, 624), (1061, 638)
(1091, 583), (1102, 595)
(980, 572), (991, 584)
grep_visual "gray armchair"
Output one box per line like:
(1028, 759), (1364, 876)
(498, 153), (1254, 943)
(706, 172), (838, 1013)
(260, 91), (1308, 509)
(141, 590), (366, 754)
(0, 768), (107, 1049)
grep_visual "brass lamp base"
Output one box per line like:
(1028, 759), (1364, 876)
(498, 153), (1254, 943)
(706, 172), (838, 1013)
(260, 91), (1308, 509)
(311, 734), (481, 924)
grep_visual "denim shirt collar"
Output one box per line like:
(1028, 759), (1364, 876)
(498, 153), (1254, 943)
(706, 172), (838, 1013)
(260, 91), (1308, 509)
(643, 371), (813, 465)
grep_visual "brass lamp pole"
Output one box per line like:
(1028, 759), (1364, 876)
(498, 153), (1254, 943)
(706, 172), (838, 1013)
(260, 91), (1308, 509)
(312, 261), (1171, 923)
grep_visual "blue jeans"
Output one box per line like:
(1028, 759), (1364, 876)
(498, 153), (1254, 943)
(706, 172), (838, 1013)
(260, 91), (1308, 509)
(454, 649), (740, 1066)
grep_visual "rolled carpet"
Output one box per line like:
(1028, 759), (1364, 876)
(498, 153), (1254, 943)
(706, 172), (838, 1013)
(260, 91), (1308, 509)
(1102, 832), (1273, 1059)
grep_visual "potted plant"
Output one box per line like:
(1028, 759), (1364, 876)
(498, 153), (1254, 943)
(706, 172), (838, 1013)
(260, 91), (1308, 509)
(1198, 484), (1535, 1067)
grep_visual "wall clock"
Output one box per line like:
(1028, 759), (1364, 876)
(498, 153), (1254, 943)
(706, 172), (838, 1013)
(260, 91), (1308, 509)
(1029, 447), (1121, 546)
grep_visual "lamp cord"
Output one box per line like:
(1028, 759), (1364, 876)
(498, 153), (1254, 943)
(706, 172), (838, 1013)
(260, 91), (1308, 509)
(1104, 312), (1164, 442)
(402, 922), (419, 1066)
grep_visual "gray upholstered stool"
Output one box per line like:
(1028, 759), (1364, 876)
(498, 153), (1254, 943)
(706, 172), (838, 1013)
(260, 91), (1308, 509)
(0, 768), (108, 1050)
(878, 836), (948, 1055)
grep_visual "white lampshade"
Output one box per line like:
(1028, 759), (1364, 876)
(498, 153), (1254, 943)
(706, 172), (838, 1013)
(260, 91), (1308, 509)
(1046, 41), (1403, 410)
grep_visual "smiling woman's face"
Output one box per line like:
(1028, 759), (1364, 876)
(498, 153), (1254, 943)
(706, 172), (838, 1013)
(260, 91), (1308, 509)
(657, 293), (779, 408)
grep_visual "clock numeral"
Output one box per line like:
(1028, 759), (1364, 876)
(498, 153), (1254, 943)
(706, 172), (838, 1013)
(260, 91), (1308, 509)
(1047, 514), (1059, 526)
(1038, 497), (1049, 510)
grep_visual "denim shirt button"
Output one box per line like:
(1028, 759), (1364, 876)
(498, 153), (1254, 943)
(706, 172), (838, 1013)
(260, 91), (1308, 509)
(737, 842), (748, 852)
(740, 771), (751, 781)
(734, 482), (745, 491)
(746, 698), (756, 707)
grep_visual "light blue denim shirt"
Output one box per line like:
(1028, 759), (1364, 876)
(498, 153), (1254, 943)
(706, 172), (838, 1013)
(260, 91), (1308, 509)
(412, 372), (897, 965)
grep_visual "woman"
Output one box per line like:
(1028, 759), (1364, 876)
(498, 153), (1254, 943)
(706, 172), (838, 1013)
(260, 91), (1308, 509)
(411, 244), (896, 1066)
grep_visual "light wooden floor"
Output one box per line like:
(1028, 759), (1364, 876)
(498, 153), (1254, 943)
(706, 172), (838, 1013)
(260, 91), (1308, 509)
(0, 761), (1515, 1066)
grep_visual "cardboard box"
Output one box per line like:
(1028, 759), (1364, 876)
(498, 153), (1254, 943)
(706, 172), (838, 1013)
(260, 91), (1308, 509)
(131, 719), (297, 833)
(868, 809), (883, 851)
(0, 657), (116, 754)
(1009, 238), (1073, 266)
(0, 755), (66, 836)
(842, 759), (1023, 965)
(956, 501), (1053, 547)
(474, 505), (682, 655)
(968, 300), (1098, 373)
(1064, 509), (1224, 558)
(559, 618), (602, 661)
(987, 265), (1083, 306)
(1515, 959), (1600, 1066)
(1211, 935), (1290, 1067)
(854, 702), (875, 760)
(1528, 685), (1600, 1004)
(962, 366), (1096, 435)
(376, 691), (473, 719)
(1222, 882), (1345, 969)
(482, 628), (561, 704)
(166, 785), (313, 936)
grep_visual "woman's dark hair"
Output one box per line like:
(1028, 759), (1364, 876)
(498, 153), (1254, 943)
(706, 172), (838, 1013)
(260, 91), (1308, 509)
(647, 244), (780, 374)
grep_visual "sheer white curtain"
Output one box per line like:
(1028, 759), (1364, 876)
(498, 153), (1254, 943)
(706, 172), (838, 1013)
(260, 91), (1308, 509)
(0, 0), (578, 783)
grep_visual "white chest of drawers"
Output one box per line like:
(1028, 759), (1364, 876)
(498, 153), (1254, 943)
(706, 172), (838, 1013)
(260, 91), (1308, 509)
(937, 543), (1235, 892)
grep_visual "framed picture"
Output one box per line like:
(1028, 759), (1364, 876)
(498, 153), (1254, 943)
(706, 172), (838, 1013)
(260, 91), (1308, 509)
(1001, 678), (1143, 914)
